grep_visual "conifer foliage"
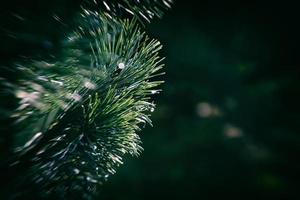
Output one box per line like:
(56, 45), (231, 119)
(0, 0), (172, 199)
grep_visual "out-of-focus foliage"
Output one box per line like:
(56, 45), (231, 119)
(97, 1), (300, 200)
(85, 0), (172, 22)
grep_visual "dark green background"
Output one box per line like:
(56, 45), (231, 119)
(100, 1), (300, 199)
(1, 0), (299, 199)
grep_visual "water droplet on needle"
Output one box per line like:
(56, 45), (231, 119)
(118, 63), (125, 69)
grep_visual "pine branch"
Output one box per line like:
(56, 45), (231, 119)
(85, 0), (173, 23)
(7, 11), (164, 199)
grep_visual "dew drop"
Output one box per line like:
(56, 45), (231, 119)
(70, 93), (82, 102)
(118, 62), (125, 69)
(84, 81), (96, 90)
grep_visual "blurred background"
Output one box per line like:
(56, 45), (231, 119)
(1, 0), (300, 199)
(100, 1), (300, 199)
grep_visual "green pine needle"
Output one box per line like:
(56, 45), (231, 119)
(85, 0), (173, 23)
(9, 10), (164, 199)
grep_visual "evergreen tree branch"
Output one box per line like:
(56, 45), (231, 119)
(8, 11), (164, 199)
